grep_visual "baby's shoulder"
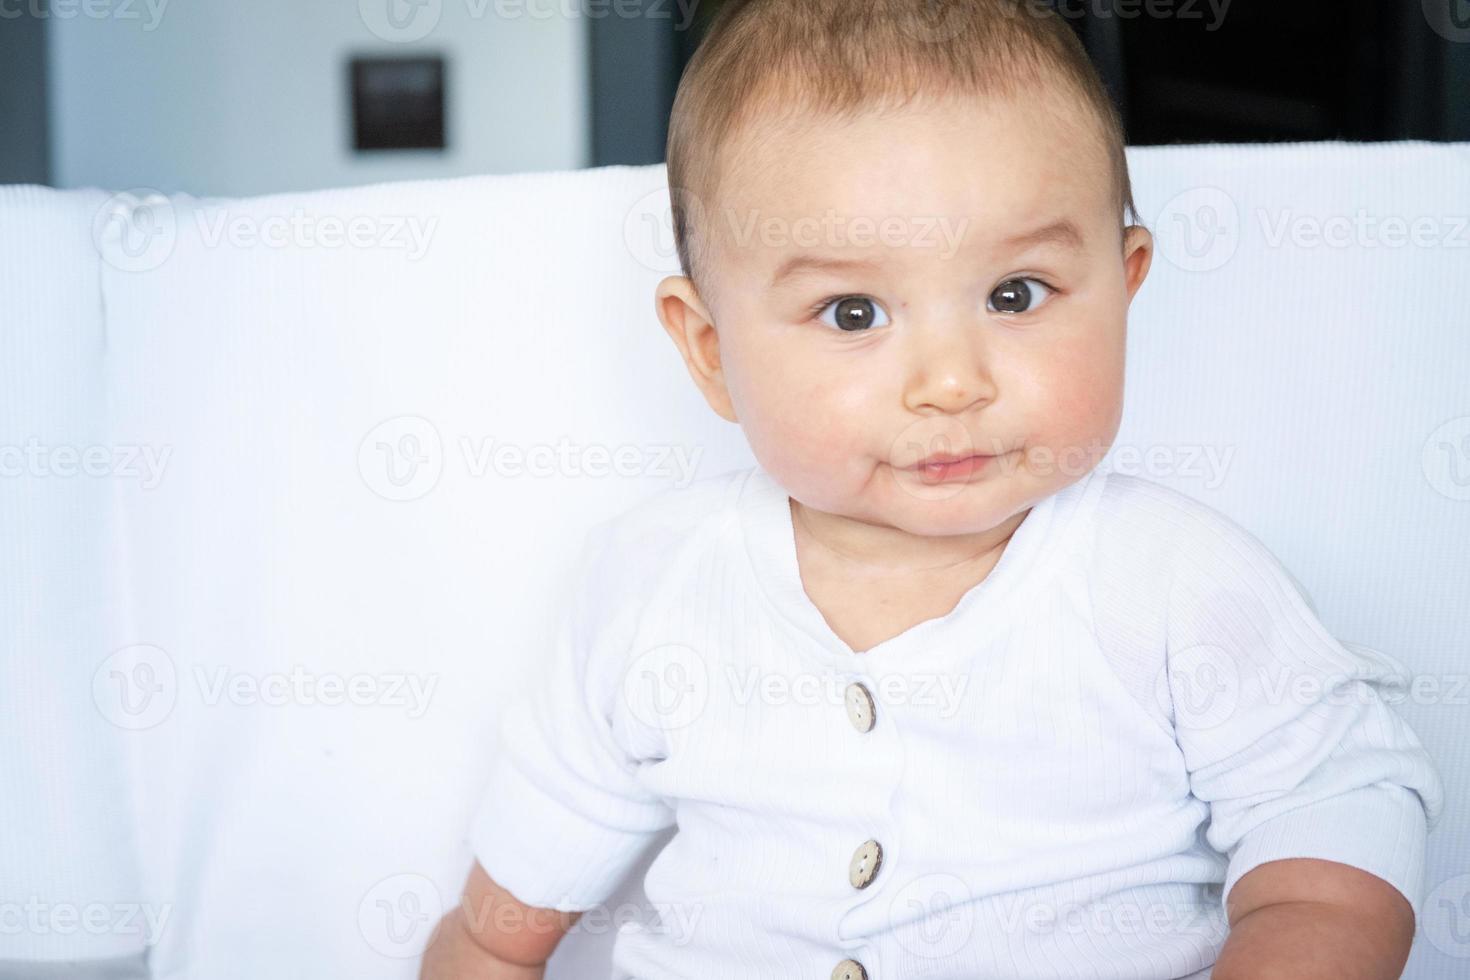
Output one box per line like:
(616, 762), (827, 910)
(1092, 471), (1266, 560)
(1089, 470), (1311, 606)
(572, 465), (750, 607)
(589, 465), (747, 555)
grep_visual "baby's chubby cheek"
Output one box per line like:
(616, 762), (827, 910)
(1019, 326), (1125, 484)
(722, 339), (879, 495)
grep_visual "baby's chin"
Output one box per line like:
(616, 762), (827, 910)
(870, 477), (1034, 538)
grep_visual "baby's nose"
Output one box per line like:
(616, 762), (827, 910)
(900, 320), (996, 415)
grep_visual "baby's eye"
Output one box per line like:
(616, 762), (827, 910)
(817, 295), (891, 332)
(987, 277), (1054, 314)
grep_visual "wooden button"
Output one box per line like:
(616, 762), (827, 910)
(831, 959), (868, 980)
(844, 681), (876, 733)
(848, 838), (883, 889)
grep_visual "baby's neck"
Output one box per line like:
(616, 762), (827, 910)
(789, 498), (1028, 654)
(789, 496), (1026, 576)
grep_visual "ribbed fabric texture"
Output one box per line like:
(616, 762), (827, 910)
(0, 184), (150, 962)
(470, 463), (1444, 980)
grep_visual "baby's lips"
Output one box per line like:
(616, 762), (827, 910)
(888, 417), (980, 472)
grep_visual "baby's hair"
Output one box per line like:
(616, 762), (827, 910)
(666, 0), (1137, 306)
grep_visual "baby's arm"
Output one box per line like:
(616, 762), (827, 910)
(422, 518), (676, 976)
(1213, 857), (1414, 979)
(419, 860), (577, 979)
(1155, 499), (1445, 979)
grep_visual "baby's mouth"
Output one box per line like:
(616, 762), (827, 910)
(909, 451), (1000, 484)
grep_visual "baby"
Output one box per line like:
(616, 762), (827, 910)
(422, 1), (1444, 978)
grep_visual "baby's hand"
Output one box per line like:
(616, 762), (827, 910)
(418, 860), (578, 980)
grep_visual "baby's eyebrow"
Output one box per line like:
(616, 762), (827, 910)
(1001, 218), (1086, 253)
(765, 218), (1086, 288)
(768, 254), (885, 289)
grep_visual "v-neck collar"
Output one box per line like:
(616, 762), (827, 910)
(737, 462), (1092, 674)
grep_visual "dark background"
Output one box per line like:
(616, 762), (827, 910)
(591, 0), (1470, 167)
(4, 0), (1468, 185)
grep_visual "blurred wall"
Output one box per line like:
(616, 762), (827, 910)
(0, 8), (50, 184)
(1451, 44), (1470, 137)
(47, 0), (590, 197)
(589, 11), (675, 166)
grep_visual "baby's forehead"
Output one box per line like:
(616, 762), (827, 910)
(712, 91), (1111, 224)
(703, 109), (1111, 275)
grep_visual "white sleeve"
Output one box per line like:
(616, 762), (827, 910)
(468, 522), (676, 912)
(1162, 504), (1446, 922)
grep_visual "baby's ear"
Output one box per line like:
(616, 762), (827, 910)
(653, 274), (715, 363)
(653, 275), (738, 423)
(1121, 224), (1154, 303)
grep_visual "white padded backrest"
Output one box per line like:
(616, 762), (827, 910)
(8, 142), (1468, 979)
(0, 186), (147, 971)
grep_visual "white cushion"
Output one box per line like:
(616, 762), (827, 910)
(0, 185), (148, 966)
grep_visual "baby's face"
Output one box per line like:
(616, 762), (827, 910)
(659, 90), (1152, 538)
